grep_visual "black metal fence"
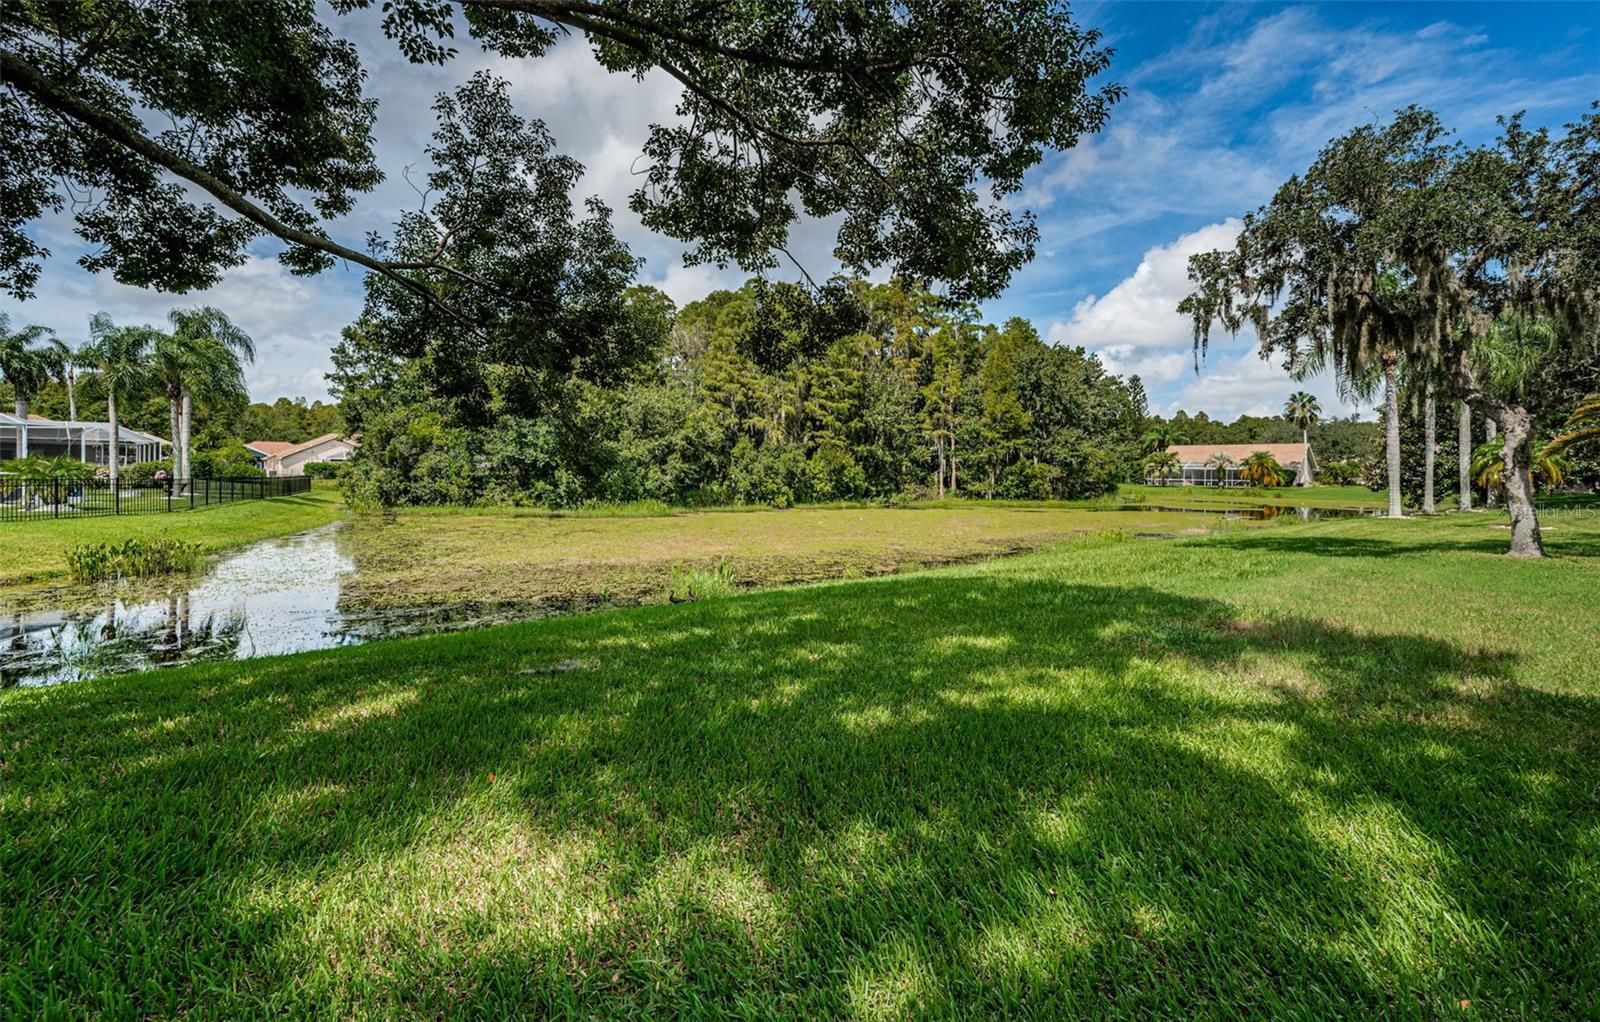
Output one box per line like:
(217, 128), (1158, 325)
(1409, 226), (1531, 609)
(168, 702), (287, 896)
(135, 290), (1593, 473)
(0, 476), (312, 523)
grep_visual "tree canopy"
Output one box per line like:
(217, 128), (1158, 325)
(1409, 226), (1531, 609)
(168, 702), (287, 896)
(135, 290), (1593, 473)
(2, 0), (1122, 311)
(1179, 104), (1600, 554)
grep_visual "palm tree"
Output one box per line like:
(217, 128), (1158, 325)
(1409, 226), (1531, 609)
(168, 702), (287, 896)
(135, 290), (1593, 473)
(0, 313), (62, 432)
(1282, 391), (1320, 486)
(1547, 395), (1600, 456)
(1141, 422), (1187, 454)
(1143, 450), (1181, 486)
(1239, 451), (1289, 488)
(1472, 440), (1568, 498)
(1205, 451), (1235, 488)
(164, 307), (255, 484)
(80, 314), (155, 486)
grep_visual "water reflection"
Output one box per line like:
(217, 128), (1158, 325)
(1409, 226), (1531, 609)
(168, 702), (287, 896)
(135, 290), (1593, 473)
(0, 525), (541, 687)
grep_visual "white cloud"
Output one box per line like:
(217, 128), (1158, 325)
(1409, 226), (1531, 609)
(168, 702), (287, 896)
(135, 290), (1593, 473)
(1040, 219), (1368, 419)
(1045, 219), (1241, 356)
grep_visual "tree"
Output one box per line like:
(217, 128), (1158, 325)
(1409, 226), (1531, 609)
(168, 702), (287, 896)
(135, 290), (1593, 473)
(1141, 421), (1187, 454)
(0, 313), (62, 435)
(1205, 451), (1235, 487)
(165, 307), (256, 484)
(1143, 450), (1180, 485)
(1180, 106), (1600, 550)
(2, 1), (1121, 313)
(1472, 440), (1569, 497)
(1548, 395), (1600, 455)
(1282, 391), (1321, 486)
(80, 314), (156, 485)
(1239, 451), (1288, 488)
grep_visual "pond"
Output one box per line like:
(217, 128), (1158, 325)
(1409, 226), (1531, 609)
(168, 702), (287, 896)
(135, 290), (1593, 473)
(0, 525), (544, 688)
(2, 502), (1360, 687)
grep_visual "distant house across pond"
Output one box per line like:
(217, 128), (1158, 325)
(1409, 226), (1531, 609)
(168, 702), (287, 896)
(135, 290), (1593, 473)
(0, 412), (168, 466)
(1161, 443), (1316, 487)
(249, 434), (358, 477)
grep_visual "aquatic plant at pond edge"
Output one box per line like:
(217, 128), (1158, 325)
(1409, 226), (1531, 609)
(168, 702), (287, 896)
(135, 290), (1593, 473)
(66, 537), (205, 583)
(669, 560), (736, 602)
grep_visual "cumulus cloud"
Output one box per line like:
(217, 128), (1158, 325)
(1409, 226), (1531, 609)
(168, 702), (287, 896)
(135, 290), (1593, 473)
(1042, 219), (1366, 419)
(1046, 219), (1241, 356)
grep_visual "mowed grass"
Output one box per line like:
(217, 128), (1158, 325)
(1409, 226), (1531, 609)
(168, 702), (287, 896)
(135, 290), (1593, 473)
(3, 511), (1598, 1018)
(343, 503), (1261, 606)
(0, 488), (346, 588)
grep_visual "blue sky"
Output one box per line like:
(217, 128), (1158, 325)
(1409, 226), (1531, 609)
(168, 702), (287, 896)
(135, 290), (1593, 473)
(11, 2), (1599, 419)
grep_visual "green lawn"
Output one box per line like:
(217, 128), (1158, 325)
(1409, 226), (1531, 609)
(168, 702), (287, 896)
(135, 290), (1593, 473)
(3, 510), (1597, 1018)
(0, 488), (346, 588)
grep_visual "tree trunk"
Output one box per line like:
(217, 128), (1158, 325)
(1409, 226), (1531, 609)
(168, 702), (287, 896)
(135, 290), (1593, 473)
(67, 371), (77, 422)
(1447, 351), (1543, 557)
(948, 431), (957, 495)
(169, 399), (182, 478)
(1457, 400), (1472, 511)
(1498, 409), (1544, 558)
(1484, 418), (1498, 507)
(107, 387), (119, 486)
(13, 396), (27, 458)
(1422, 384), (1436, 515)
(180, 389), (193, 491)
(1297, 426), (1312, 486)
(1384, 360), (1402, 518)
(934, 435), (945, 498)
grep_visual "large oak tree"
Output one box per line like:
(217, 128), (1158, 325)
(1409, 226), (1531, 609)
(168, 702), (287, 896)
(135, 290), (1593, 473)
(1180, 105), (1598, 557)
(2, 0), (1121, 311)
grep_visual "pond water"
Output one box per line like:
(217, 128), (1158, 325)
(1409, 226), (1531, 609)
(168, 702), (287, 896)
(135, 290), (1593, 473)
(2, 502), (1365, 687)
(0, 525), (543, 688)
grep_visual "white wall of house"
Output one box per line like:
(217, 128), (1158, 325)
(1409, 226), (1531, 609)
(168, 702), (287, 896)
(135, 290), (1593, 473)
(266, 437), (357, 477)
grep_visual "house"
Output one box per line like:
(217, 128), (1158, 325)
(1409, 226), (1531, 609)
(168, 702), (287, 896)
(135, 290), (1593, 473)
(257, 434), (358, 477)
(244, 440), (298, 471)
(0, 412), (168, 466)
(1159, 443), (1317, 487)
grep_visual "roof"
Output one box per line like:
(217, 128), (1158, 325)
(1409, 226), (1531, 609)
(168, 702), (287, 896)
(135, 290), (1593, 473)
(1165, 443), (1311, 467)
(264, 433), (356, 461)
(0, 413), (167, 444)
(246, 441), (298, 457)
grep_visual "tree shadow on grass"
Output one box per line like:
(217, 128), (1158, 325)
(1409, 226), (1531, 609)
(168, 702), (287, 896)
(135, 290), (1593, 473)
(1, 571), (1595, 1018)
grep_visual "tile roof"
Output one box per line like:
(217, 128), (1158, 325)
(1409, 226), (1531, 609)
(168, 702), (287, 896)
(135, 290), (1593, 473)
(246, 441), (298, 456)
(1165, 443), (1311, 467)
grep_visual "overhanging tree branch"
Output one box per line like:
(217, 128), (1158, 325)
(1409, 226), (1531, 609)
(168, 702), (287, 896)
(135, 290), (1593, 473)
(0, 45), (479, 328)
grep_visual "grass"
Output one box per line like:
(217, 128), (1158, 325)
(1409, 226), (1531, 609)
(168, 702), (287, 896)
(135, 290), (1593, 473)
(1114, 482), (1394, 509)
(3, 510), (1598, 1018)
(341, 503), (1262, 607)
(0, 488), (345, 589)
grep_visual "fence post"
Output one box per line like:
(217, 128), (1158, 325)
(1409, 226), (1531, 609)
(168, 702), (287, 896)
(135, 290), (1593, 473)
(190, 478), (195, 510)
(53, 479), (60, 518)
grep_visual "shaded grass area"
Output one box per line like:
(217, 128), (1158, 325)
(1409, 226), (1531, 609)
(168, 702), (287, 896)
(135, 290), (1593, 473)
(342, 504), (1262, 607)
(3, 514), (1598, 1017)
(0, 489), (345, 588)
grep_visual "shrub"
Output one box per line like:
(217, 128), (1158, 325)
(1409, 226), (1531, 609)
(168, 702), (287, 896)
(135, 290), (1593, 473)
(120, 459), (173, 486)
(996, 460), (1056, 500)
(302, 461), (345, 479)
(66, 537), (204, 583)
(669, 560), (736, 602)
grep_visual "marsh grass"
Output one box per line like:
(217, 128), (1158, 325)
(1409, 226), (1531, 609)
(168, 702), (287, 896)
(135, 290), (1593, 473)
(3, 511), (1597, 1017)
(65, 536), (205, 582)
(669, 559), (736, 601)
